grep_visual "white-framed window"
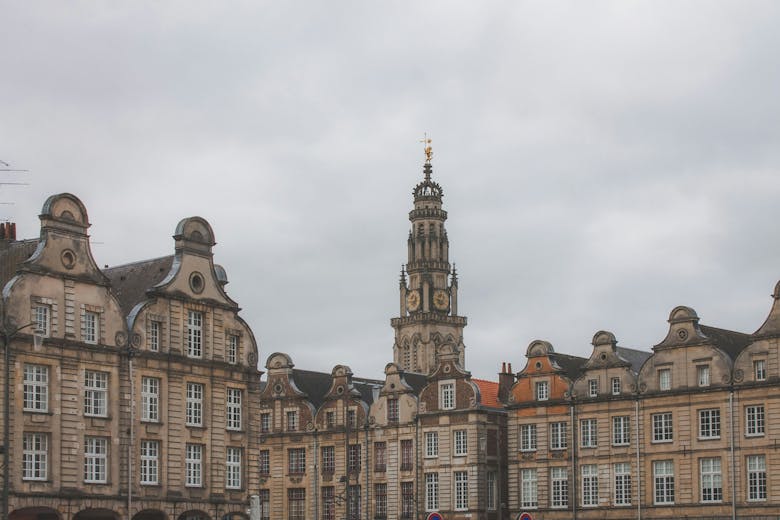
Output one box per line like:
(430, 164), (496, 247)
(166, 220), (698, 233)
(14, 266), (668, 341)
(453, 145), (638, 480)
(227, 334), (239, 364)
(23, 364), (48, 412)
(754, 359), (766, 381)
(149, 320), (160, 352)
(454, 430), (468, 456)
(84, 370), (108, 417)
(34, 304), (51, 337)
(551, 467), (568, 508)
(535, 381), (549, 401)
(185, 444), (203, 487)
(84, 437), (108, 484)
(22, 432), (48, 481)
(550, 422), (567, 450)
(698, 409), (720, 439)
(611, 377), (621, 395)
(747, 455), (767, 501)
(454, 471), (468, 510)
(612, 416), (630, 446)
(652, 412), (673, 442)
(140, 440), (159, 485)
(440, 382), (455, 410)
(141, 377), (160, 422)
(582, 464), (598, 506)
(653, 460), (674, 504)
(187, 310), (203, 358)
(697, 365), (710, 387)
(226, 447), (242, 489)
(83, 311), (99, 344)
(425, 472), (439, 511)
(520, 424), (537, 451)
(387, 398), (399, 423)
(658, 368), (671, 391)
(614, 462), (631, 506)
(425, 431), (438, 458)
(588, 379), (598, 397)
(700, 457), (722, 502)
(227, 388), (242, 430)
(486, 471), (497, 510)
(260, 412), (271, 433)
(286, 410), (299, 432)
(347, 408), (357, 428)
(746, 405), (765, 436)
(521, 468), (538, 508)
(581, 418), (597, 448)
(186, 382), (203, 427)
(259, 450), (270, 475)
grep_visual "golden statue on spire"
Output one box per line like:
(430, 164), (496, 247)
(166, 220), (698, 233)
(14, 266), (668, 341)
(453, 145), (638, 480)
(420, 133), (433, 163)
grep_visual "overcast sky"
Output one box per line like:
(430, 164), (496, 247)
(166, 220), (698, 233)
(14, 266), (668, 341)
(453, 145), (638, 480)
(2, 1), (780, 381)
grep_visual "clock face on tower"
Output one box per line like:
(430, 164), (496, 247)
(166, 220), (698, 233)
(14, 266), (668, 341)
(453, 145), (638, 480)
(406, 290), (421, 312)
(433, 289), (449, 311)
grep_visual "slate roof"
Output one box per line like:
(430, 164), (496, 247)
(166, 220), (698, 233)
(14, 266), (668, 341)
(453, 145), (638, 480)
(700, 325), (752, 360)
(104, 256), (173, 316)
(291, 369), (383, 410)
(0, 239), (38, 291)
(402, 372), (429, 394)
(550, 353), (588, 381)
(616, 346), (652, 373)
(473, 378), (501, 408)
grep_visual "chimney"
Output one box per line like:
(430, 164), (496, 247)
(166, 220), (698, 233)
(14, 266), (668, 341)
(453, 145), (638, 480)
(498, 361), (515, 404)
(1, 222), (15, 241)
(10, 222), (15, 240)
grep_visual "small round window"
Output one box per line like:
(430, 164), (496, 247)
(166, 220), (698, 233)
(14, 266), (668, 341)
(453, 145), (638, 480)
(535, 361), (543, 370)
(189, 272), (205, 294)
(600, 353), (607, 361)
(61, 249), (76, 269)
(336, 386), (345, 395)
(273, 383), (283, 394)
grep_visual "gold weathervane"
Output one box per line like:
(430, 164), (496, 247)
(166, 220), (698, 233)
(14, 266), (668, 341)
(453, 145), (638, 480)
(420, 133), (433, 163)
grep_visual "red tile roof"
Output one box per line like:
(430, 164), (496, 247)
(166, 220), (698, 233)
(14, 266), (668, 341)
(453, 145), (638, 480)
(473, 378), (501, 408)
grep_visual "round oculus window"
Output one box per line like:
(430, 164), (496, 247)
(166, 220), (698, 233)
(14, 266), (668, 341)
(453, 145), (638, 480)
(61, 249), (76, 269)
(189, 272), (205, 293)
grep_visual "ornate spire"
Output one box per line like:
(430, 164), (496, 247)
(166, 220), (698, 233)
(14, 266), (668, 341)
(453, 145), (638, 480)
(399, 265), (407, 287)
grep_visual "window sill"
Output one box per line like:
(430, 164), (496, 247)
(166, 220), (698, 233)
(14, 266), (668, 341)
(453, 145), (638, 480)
(651, 440), (673, 444)
(745, 433), (765, 438)
(698, 436), (720, 441)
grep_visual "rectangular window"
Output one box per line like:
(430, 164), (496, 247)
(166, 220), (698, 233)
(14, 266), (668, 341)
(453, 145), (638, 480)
(288, 448), (306, 474)
(185, 444), (203, 487)
(611, 377), (621, 395)
(520, 424), (537, 451)
(226, 388), (242, 430)
(698, 409), (721, 439)
(140, 440), (159, 485)
(747, 455), (767, 501)
(387, 398), (399, 422)
(22, 432), (47, 481)
(440, 382), (455, 409)
(374, 483), (387, 518)
(652, 412), (673, 442)
(187, 310), (203, 358)
(614, 462), (631, 506)
(535, 381), (549, 401)
(288, 489), (305, 520)
(347, 409), (357, 428)
(34, 304), (51, 337)
(348, 444), (361, 472)
(581, 418), (597, 448)
(84, 370), (108, 417)
(374, 442), (386, 472)
(259, 489), (270, 520)
(141, 377), (160, 422)
(23, 364), (48, 412)
(754, 359), (767, 381)
(259, 450), (270, 475)
(84, 311), (99, 344)
(746, 405), (765, 436)
(425, 431), (438, 458)
(551, 467), (568, 508)
(425, 473), (439, 511)
(260, 412), (271, 433)
(322, 487), (334, 520)
(84, 436), (108, 484)
(401, 439), (413, 471)
(588, 379), (598, 397)
(700, 457), (722, 502)
(286, 410), (298, 432)
(227, 334), (238, 364)
(582, 464), (598, 506)
(697, 365), (710, 387)
(321, 446), (335, 473)
(325, 411), (335, 429)
(226, 447), (242, 489)
(401, 481), (414, 518)
(659, 368), (671, 391)
(149, 320), (160, 352)
(612, 416), (630, 446)
(186, 382), (203, 426)
(521, 468), (538, 508)
(487, 471), (497, 510)
(454, 429), (468, 456)
(653, 460), (674, 504)
(454, 471), (469, 510)
(550, 422), (567, 450)
(347, 485), (361, 520)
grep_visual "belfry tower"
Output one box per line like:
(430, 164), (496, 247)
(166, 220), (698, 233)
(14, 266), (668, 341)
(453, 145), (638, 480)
(391, 142), (467, 374)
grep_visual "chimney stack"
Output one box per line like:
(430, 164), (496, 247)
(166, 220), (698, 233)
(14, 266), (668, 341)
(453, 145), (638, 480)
(498, 361), (515, 404)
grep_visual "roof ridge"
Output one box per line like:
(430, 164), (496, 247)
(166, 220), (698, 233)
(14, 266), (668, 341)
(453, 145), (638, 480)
(103, 254), (173, 272)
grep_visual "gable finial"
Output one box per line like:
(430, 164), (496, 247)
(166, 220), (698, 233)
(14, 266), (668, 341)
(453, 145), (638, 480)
(420, 132), (433, 165)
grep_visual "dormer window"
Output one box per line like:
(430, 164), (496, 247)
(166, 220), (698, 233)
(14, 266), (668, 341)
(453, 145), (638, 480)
(440, 382), (455, 410)
(697, 366), (710, 387)
(611, 377), (621, 395)
(754, 360), (767, 381)
(588, 379), (598, 397)
(659, 369), (671, 391)
(387, 398), (399, 423)
(83, 311), (99, 344)
(187, 311), (203, 358)
(227, 334), (239, 364)
(34, 305), (51, 338)
(535, 381), (549, 401)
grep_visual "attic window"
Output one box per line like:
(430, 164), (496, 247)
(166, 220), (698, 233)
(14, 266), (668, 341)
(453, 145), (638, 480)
(61, 249), (76, 269)
(599, 353), (607, 361)
(189, 272), (204, 294)
(535, 362), (542, 370)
